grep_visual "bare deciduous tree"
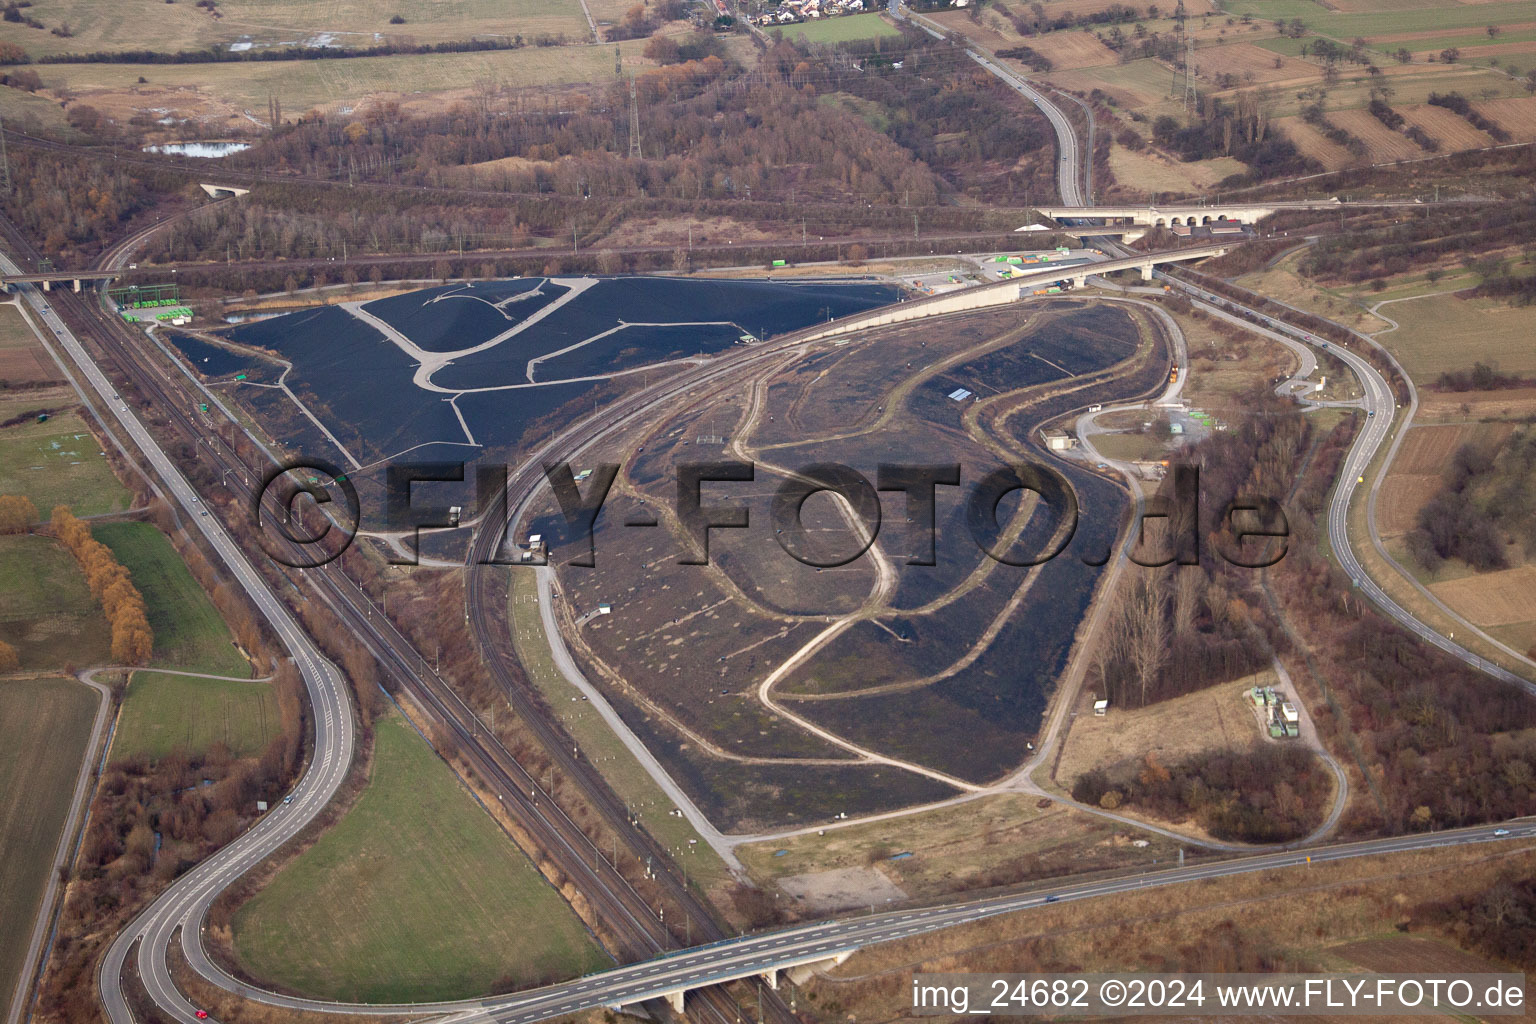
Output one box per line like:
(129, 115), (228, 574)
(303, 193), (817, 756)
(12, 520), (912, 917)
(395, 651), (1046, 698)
(1172, 566), (1202, 636)
(1126, 571), (1169, 707)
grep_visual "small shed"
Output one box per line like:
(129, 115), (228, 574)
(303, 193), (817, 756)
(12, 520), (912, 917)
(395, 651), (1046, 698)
(1093, 699), (1109, 716)
(1042, 428), (1075, 451)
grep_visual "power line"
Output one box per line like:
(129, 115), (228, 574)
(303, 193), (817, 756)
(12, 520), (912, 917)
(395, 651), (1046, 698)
(628, 75), (642, 160)
(0, 115), (10, 195)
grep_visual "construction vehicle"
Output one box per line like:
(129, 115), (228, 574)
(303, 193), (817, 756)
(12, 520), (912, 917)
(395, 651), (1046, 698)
(1169, 366), (1180, 384)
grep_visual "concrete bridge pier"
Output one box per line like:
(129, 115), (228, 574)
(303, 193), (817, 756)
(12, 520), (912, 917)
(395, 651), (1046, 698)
(786, 950), (853, 985)
(73, 278), (81, 292)
(1140, 261), (1155, 281)
(41, 279), (49, 291)
(763, 968), (779, 990)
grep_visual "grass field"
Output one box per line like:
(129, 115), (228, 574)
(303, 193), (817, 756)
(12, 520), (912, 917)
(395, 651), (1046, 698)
(782, 13), (901, 43)
(34, 41), (646, 121)
(0, 303), (61, 385)
(737, 792), (1184, 900)
(0, 535), (111, 669)
(507, 572), (732, 894)
(1047, 58), (1182, 115)
(1055, 671), (1273, 786)
(1418, 386), (1536, 422)
(92, 523), (249, 677)
(0, 87), (73, 137)
(112, 671), (277, 759)
(1371, 293), (1536, 380)
(1428, 564), (1536, 629)
(0, 0), (591, 59)
(1221, 0), (1536, 43)
(1263, 66), (1518, 118)
(0, 411), (128, 517)
(1105, 147), (1244, 195)
(1377, 423), (1514, 536)
(231, 713), (608, 1001)
(0, 676), (98, 1022)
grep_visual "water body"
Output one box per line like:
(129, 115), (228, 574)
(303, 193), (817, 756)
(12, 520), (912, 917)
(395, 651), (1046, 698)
(163, 331), (259, 377)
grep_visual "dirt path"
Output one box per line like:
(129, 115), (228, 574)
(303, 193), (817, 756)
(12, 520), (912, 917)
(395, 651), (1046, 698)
(5, 671), (114, 1024)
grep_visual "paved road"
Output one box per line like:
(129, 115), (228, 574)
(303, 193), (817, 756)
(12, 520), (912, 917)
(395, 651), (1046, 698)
(1168, 279), (1535, 698)
(973, 50), (1533, 695)
(533, 566), (744, 871)
(37, 27), (1528, 1023)
(891, 0), (1085, 207)
(0, 253), (359, 1024)
(4, 671), (112, 1024)
(435, 823), (1536, 1024)
(1364, 294), (1536, 678)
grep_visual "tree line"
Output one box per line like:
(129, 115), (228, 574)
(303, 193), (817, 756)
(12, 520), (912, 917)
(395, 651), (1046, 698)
(1150, 92), (1318, 188)
(1407, 430), (1534, 576)
(1298, 202), (1535, 284)
(1428, 91), (1511, 143)
(1367, 97), (1439, 153)
(38, 660), (306, 1023)
(50, 506), (153, 664)
(1434, 361), (1532, 391)
(1091, 388), (1308, 711)
(1072, 745), (1329, 843)
(25, 35), (534, 65)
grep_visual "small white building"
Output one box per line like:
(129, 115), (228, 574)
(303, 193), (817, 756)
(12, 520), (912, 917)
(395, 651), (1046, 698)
(1042, 428), (1075, 451)
(1093, 699), (1109, 716)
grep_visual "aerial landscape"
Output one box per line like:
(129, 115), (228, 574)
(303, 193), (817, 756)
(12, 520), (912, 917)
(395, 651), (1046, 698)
(0, 0), (1533, 1023)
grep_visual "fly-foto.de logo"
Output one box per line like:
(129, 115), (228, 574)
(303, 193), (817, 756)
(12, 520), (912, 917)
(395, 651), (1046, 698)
(366, 460), (1289, 571)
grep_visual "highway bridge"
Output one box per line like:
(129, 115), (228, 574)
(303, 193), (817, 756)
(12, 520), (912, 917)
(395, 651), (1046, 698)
(1036, 200), (1347, 226)
(799, 242), (1231, 342)
(0, 269), (119, 292)
(1032, 199), (1436, 240)
(449, 823), (1536, 1024)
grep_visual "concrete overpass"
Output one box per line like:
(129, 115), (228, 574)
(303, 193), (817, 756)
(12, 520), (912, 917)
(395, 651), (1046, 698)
(0, 269), (119, 292)
(635, 947), (855, 1014)
(1035, 200), (1350, 229)
(800, 243), (1231, 342)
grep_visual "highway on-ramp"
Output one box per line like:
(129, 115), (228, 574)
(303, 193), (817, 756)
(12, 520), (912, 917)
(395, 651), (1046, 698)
(966, 41), (1534, 694)
(431, 822), (1536, 1024)
(5, 34), (1524, 1024)
(0, 252), (359, 1024)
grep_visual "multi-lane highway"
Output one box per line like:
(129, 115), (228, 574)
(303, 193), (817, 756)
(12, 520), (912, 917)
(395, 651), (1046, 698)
(187, 822), (1536, 1024)
(972, 44), (1534, 695)
(1169, 279), (1535, 697)
(0, 250), (359, 1024)
(3, 33), (1525, 1024)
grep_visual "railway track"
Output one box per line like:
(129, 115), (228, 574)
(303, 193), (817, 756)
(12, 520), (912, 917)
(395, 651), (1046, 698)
(0, 210), (782, 1024)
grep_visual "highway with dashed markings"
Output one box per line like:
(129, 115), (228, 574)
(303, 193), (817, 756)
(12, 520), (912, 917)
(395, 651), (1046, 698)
(1, 27), (1528, 1024)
